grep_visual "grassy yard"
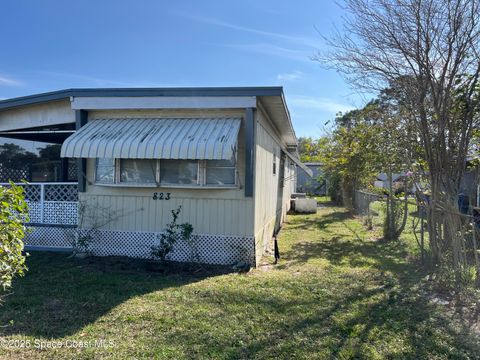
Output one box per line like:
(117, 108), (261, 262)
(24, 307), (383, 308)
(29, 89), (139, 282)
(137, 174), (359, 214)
(0, 203), (479, 359)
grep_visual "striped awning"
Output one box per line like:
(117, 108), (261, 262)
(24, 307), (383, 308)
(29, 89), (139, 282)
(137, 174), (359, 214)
(60, 117), (241, 160)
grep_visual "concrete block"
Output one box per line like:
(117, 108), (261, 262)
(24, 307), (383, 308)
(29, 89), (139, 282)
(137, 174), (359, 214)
(293, 198), (317, 214)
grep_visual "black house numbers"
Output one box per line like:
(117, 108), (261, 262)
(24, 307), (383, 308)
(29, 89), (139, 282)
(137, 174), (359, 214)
(152, 192), (171, 200)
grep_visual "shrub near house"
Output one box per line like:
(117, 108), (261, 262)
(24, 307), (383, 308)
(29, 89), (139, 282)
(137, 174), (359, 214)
(0, 183), (29, 290)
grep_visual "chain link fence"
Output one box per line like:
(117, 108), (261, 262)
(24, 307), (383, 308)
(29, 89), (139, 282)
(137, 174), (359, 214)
(353, 190), (384, 217)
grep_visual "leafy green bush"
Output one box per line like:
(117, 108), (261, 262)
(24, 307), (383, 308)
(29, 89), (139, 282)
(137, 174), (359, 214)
(151, 206), (193, 262)
(382, 196), (408, 240)
(0, 183), (29, 290)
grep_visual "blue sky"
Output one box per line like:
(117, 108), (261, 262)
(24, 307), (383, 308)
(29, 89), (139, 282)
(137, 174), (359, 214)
(0, 0), (367, 138)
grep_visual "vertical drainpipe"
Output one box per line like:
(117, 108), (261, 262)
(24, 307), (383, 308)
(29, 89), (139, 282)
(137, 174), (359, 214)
(245, 107), (255, 197)
(75, 110), (88, 193)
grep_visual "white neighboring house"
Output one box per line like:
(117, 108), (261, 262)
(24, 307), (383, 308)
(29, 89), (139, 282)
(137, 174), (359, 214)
(374, 173), (406, 189)
(0, 87), (311, 267)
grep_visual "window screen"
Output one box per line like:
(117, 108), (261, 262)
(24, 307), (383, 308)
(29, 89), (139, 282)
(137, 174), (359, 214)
(120, 159), (157, 184)
(206, 159), (236, 185)
(95, 158), (115, 184)
(160, 160), (198, 185)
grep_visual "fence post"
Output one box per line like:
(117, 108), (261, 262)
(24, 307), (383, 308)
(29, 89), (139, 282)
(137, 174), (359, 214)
(420, 204), (425, 263)
(472, 217), (480, 287)
(40, 184), (45, 223)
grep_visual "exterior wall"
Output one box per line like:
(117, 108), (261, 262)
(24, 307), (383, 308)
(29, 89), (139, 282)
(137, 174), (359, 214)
(71, 108), (257, 265)
(0, 90), (300, 266)
(253, 109), (294, 263)
(0, 100), (74, 131)
(80, 108), (254, 237)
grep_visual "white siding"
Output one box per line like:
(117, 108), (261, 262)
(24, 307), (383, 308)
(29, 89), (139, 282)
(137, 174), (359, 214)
(79, 108), (254, 237)
(253, 108), (294, 263)
(0, 100), (74, 131)
(71, 96), (256, 110)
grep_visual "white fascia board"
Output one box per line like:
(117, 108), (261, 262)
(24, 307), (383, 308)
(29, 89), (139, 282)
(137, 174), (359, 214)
(70, 96), (257, 110)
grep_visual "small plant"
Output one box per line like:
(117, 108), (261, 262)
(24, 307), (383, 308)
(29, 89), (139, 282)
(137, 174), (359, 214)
(151, 206), (194, 262)
(363, 215), (373, 230)
(72, 231), (94, 256)
(69, 200), (119, 257)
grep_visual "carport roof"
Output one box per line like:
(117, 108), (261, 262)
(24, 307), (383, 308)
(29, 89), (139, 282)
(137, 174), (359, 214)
(0, 86), (298, 146)
(0, 87), (283, 109)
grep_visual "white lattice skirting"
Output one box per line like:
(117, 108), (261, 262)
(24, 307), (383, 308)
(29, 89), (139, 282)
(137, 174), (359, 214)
(26, 201), (78, 225)
(25, 227), (255, 266)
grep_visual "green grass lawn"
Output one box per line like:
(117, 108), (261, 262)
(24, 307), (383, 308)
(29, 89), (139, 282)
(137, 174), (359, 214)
(0, 204), (479, 359)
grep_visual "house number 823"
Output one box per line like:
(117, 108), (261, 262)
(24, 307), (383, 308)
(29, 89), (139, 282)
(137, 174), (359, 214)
(153, 192), (171, 200)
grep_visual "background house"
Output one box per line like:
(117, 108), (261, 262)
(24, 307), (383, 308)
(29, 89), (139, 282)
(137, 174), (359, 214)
(296, 162), (326, 195)
(460, 161), (480, 209)
(0, 87), (310, 266)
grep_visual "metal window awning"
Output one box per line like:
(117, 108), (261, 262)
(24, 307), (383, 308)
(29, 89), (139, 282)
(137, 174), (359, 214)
(60, 117), (241, 160)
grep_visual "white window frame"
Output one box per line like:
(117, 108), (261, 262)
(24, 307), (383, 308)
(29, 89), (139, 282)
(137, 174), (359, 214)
(94, 156), (239, 189)
(203, 151), (238, 187)
(159, 159), (200, 187)
(119, 159), (159, 186)
(94, 158), (116, 184)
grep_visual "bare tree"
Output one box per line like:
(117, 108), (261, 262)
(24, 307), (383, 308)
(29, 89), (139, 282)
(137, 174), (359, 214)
(318, 0), (480, 282)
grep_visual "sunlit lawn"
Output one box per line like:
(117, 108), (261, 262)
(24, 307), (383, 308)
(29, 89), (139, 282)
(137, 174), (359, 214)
(0, 202), (478, 359)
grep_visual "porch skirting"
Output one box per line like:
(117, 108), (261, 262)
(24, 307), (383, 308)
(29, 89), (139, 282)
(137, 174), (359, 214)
(24, 226), (255, 266)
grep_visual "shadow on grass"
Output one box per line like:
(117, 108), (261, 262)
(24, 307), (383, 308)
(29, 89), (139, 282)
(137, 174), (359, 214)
(163, 268), (480, 359)
(242, 206), (479, 358)
(281, 206), (419, 276)
(286, 209), (355, 231)
(282, 234), (414, 277)
(0, 253), (226, 338)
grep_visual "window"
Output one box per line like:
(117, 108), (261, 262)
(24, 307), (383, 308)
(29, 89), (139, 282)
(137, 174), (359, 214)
(94, 158), (237, 188)
(206, 158), (236, 186)
(160, 160), (198, 185)
(95, 158), (115, 184)
(120, 159), (157, 184)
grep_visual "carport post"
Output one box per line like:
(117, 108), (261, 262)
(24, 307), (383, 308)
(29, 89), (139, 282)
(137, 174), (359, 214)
(75, 110), (88, 192)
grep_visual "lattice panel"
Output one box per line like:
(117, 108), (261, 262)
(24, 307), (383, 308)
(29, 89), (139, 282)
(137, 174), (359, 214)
(25, 201), (42, 223)
(83, 230), (255, 265)
(68, 161), (78, 181)
(43, 202), (78, 225)
(23, 185), (41, 201)
(44, 184), (78, 201)
(24, 201), (77, 225)
(1, 183), (41, 201)
(0, 164), (30, 182)
(25, 227), (74, 248)
(23, 226), (255, 266)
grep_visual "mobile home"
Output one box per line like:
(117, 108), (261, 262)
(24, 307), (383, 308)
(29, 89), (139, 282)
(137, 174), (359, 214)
(0, 87), (311, 266)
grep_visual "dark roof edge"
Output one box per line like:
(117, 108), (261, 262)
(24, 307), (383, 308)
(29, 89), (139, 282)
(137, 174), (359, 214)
(0, 87), (284, 110)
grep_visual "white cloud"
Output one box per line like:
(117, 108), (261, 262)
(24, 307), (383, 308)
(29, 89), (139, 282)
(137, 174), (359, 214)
(224, 43), (313, 63)
(187, 15), (320, 49)
(277, 70), (303, 81)
(288, 95), (355, 114)
(0, 75), (22, 87)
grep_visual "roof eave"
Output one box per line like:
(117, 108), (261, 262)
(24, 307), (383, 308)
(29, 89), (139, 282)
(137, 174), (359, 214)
(0, 87), (285, 111)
